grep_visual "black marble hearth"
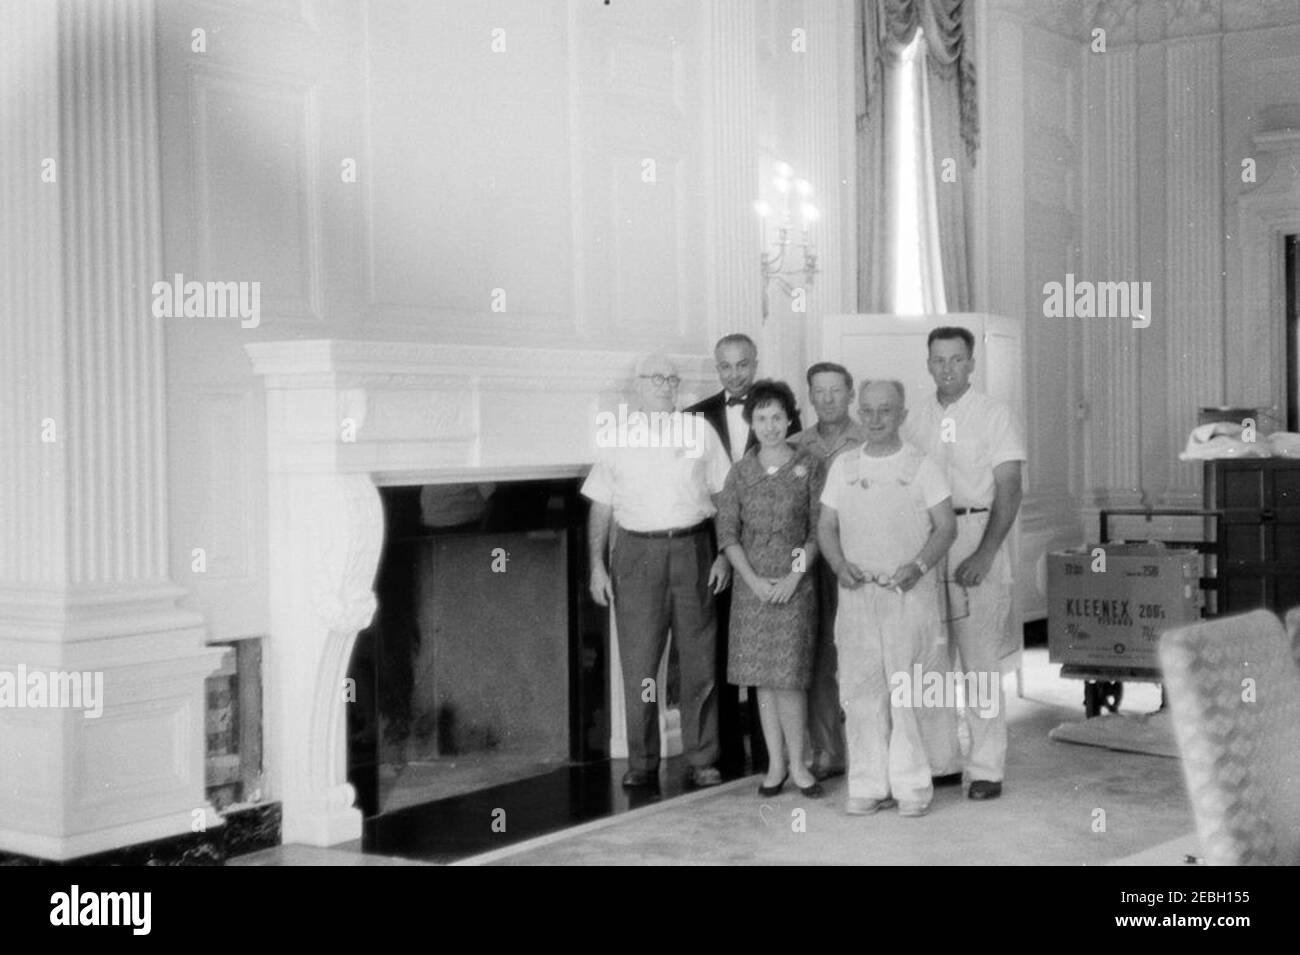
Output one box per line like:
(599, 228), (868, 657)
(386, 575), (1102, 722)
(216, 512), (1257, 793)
(362, 756), (740, 864)
(0, 802), (281, 867)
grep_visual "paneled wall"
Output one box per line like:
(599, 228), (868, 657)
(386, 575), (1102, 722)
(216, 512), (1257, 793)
(1223, 15), (1300, 418)
(753, 0), (853, 388)
(158, 0), (841, 639)
(157, 0), (341, 638)
(1073, 0), (1300, 517)
(975, 0), (1300, 612)
(160, 0), (1300, 635)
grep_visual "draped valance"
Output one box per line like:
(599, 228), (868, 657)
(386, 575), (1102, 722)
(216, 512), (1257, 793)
(856, 0), (978, 160)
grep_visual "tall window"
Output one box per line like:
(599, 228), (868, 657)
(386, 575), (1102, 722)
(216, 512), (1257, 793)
(888, 31), (946, 315)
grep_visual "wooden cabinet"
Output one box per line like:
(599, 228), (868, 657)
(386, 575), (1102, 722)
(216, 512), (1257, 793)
(1205, 459), (1300, 614)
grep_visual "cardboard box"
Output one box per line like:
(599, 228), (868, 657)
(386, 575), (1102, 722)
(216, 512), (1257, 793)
(1047, 543), (1202, 669)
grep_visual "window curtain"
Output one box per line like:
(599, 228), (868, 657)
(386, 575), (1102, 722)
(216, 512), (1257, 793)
(856, 0), (978, 313)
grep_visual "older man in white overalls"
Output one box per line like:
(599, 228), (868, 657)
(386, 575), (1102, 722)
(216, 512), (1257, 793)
(818, 380), (956, 817)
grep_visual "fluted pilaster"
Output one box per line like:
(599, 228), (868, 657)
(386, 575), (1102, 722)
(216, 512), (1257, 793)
(0, 0), (219, 862)
(1, 0), (180, 630)
(705, 0), (762, 343)
(0, 1), (64, 589)
(1163, 35), (1224, 499)
(797, 0), (846, 370)
(1081, 46), (1142, 502)
(62, 0), (168, 588)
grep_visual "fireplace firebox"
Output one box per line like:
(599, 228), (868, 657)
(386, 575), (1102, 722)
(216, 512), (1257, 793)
(347, 478), (609, 817)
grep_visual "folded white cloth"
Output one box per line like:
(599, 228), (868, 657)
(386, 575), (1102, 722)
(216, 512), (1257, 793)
(1178, 421), (1265, 460)
(1178, 422), (1300, 460)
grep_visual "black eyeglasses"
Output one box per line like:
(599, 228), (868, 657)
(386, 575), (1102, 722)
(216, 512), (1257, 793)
(639, 374), (681, 388)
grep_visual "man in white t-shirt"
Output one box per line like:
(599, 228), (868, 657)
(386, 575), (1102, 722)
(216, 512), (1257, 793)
(583, 353), (733, 790)
(818, 380), (956, 817)
(902, 326), (1026, 801)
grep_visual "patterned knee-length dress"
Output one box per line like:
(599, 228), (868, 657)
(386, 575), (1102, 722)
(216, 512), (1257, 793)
(715, 446), (824, 689)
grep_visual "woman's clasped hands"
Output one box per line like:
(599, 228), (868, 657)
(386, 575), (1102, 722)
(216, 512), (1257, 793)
(746, 570), (803, 604)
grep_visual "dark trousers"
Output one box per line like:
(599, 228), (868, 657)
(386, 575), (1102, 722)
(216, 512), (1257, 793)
(808, 558), (847, 768)
(611, 529), (720, 772)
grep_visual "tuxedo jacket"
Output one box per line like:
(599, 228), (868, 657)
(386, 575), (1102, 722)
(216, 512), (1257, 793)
(685, 390), (802, 461)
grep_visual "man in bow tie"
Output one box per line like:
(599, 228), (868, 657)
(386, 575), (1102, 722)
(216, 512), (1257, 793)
(685, 333), (801, 775)
(687, 334), (801, 464)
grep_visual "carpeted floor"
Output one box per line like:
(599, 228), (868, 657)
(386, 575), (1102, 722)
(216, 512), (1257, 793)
(461, 651), (1198, 865)
(232, 650), (1202, 866)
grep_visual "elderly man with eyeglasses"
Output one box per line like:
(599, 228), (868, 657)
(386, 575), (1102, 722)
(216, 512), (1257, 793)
(584, 353), (733, 789)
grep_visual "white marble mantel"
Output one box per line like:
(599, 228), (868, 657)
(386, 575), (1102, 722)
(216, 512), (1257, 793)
(245, 339), (720, 478)
(245, 339), (713, 845)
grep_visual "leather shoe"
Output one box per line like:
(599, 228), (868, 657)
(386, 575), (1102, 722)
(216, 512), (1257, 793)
(687, 766), (723, 788)
(813, 765), (846, 781)
(621, 769), (655, 789)
(932, 772), (963, 787)
(845, 796), (896, 815)
(758, 773), (788, 797)
(968, 780), (1002, 800)
(797, 781), (824, 799)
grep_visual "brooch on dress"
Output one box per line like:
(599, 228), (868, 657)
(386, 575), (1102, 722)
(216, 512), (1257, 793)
(793, 464), (808, 478)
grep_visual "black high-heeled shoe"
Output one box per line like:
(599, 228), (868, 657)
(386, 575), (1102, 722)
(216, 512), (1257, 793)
(795, 779), (824, 798)
(758, 773), (788, 797)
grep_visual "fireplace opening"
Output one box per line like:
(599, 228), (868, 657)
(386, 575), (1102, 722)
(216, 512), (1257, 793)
(346, 477), (609, 818)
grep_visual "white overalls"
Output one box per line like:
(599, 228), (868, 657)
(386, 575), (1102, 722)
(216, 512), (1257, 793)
(824, 444), (949, 806)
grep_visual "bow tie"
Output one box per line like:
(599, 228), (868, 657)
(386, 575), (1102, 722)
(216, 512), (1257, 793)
(726, 395), (746, 407)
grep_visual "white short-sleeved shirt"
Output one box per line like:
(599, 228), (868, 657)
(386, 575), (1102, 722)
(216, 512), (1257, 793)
(581, 414), (731, 532)
(901, 388), (1026, 510)
(820, 442), (950, 576)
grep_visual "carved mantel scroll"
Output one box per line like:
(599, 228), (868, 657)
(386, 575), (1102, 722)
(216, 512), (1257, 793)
(269, 471), (384, 845)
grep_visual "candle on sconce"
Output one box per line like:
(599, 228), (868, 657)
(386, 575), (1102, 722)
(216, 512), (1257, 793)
(772, 161), (794, 219)
(759, 163), (818, 318)
(772, 176), (791, 218)
(800, 201), (819, 234)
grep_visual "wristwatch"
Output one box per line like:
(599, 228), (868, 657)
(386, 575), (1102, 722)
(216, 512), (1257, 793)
(912, 557), (929, 575)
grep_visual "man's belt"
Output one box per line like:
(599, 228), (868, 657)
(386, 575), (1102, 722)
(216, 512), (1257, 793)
(622, 520), (710, 539)
(953, 507), (990, 516)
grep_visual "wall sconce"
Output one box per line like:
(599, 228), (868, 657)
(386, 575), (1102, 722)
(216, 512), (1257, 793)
(755, 161), (818, 320)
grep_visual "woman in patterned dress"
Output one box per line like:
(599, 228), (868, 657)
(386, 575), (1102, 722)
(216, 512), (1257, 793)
(715, 379), (825, 797)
